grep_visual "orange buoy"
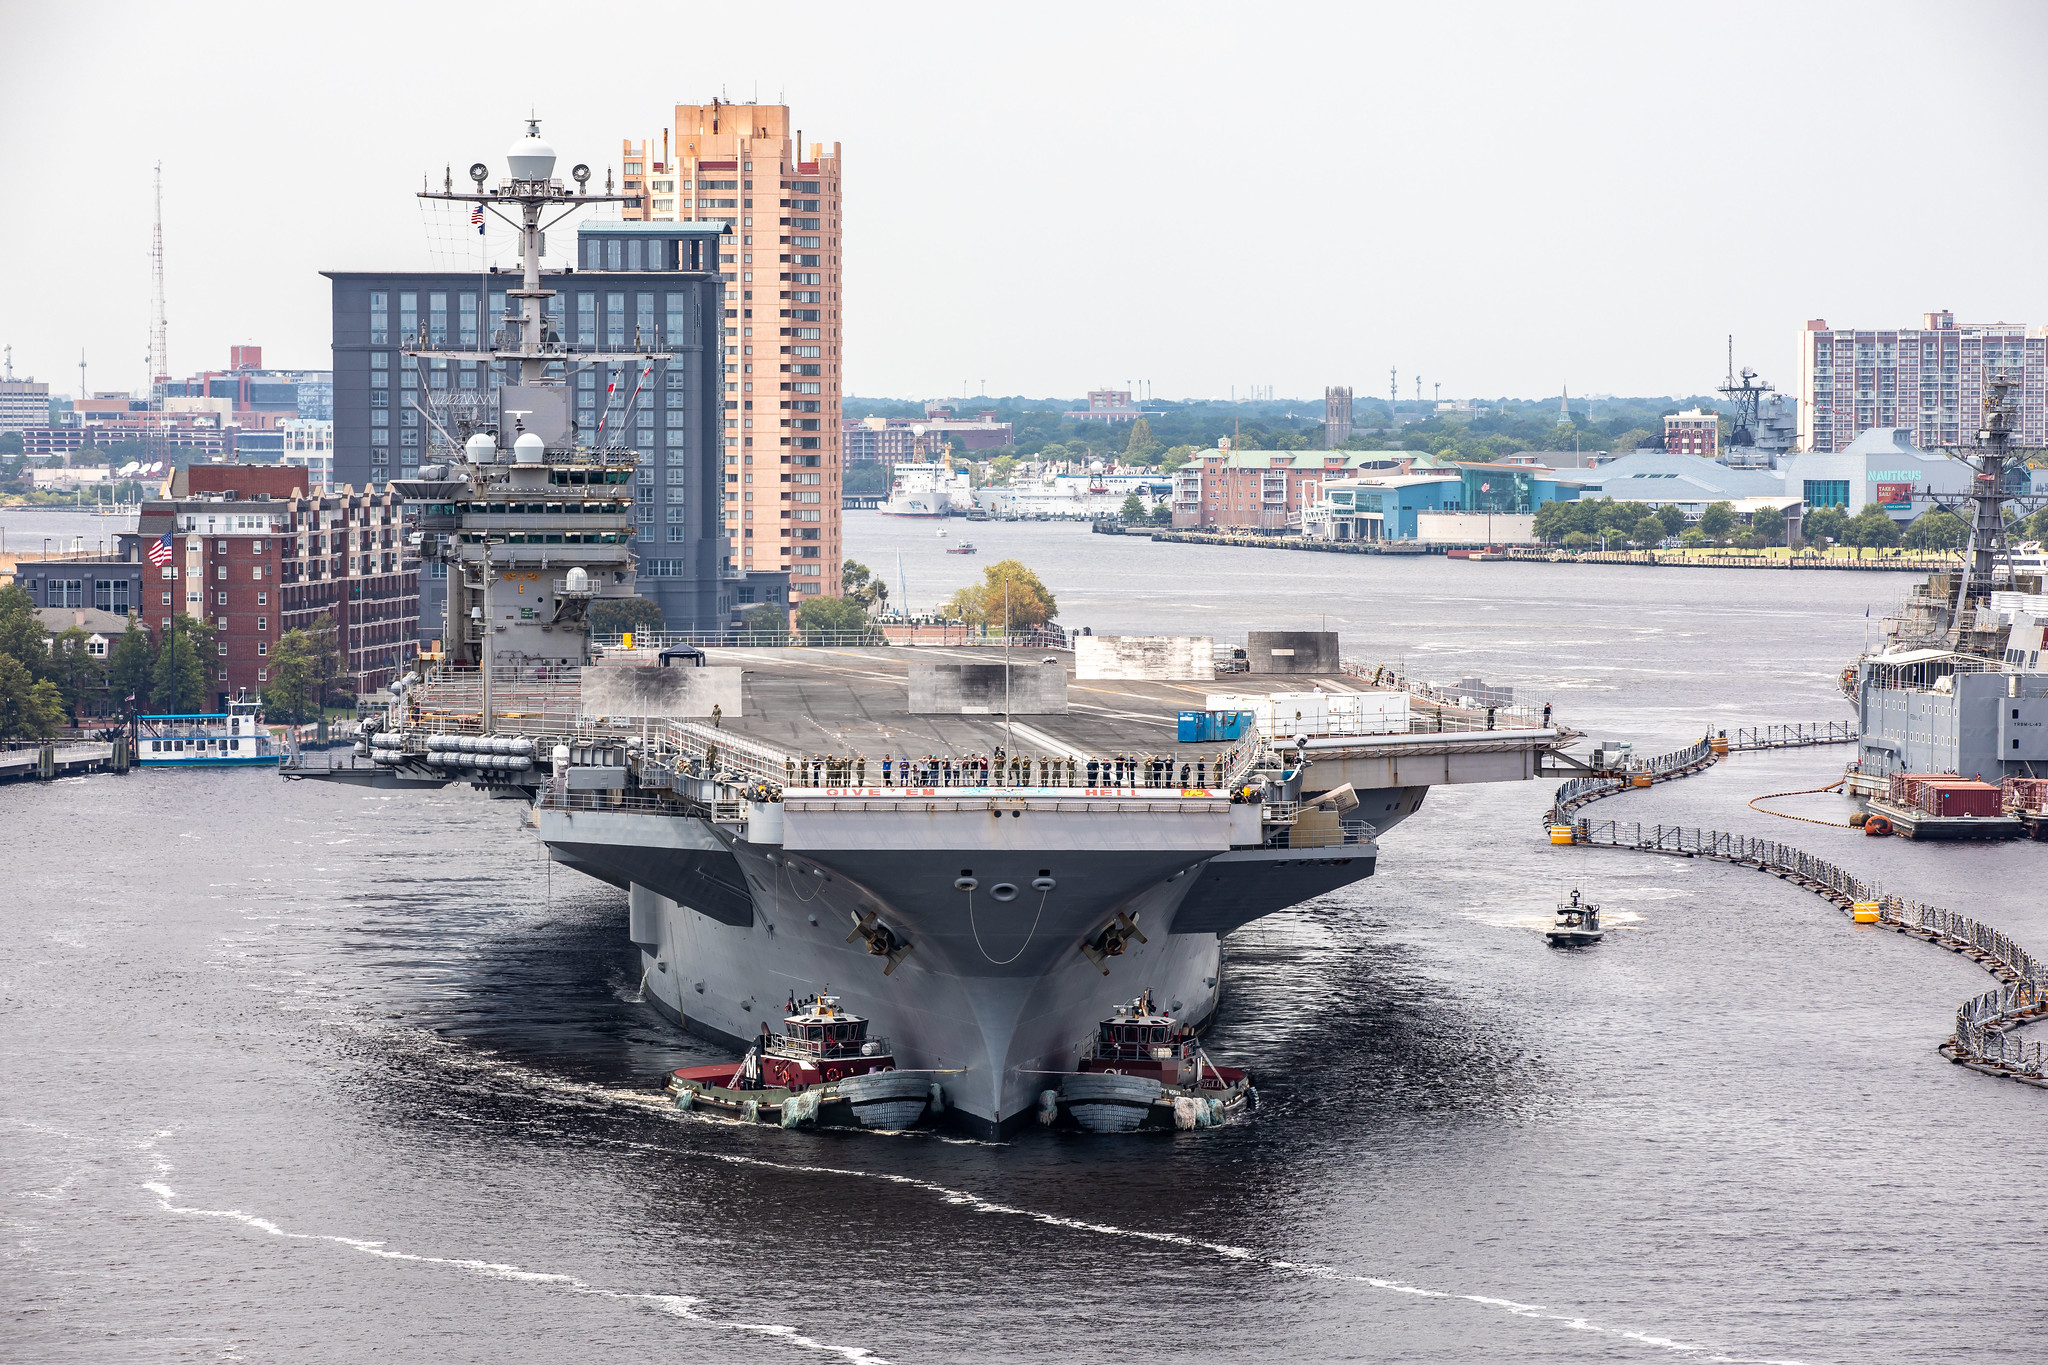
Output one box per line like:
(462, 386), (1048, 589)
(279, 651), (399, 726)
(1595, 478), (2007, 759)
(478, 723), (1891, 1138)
(1864, 815), (1893, 838)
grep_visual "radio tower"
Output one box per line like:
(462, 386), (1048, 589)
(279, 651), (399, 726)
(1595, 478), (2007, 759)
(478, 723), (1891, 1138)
(149, 163), (169, 390)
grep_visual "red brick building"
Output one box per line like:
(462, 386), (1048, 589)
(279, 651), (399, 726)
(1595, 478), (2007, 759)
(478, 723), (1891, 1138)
(1170, 445), (1408, 530)
(130, 467), (418, 707)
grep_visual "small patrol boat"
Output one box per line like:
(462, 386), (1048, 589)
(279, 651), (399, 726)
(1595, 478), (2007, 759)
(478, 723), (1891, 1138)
(945, 541), (978, 555)
(1546, 889), (1603, 947)
(666, 993), (938, 1130)
(1047, 991), (1253, 1132)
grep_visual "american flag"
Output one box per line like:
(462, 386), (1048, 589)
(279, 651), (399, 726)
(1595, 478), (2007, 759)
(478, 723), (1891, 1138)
(471, 203), (485, 235)
(147, 533), (173, 566)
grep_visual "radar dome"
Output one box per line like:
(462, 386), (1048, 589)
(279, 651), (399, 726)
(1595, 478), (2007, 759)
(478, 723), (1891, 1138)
(507, 121), (557, 181)
(513, 432), (545, 464)
(564, 567), (589, 592)
(464, 433), (498, 463)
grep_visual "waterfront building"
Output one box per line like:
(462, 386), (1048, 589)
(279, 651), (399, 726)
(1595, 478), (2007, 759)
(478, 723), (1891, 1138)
(1302, 462), (1571, 542)
(279, 419), (334, 491)
(1570, 450), (1786, 509)
(118, 465), (420, 706)
(1065, 389), (1150, 424)
(617, 100), (844, 597)
(1, 374), (50, 432)
(1664, 408), (1719, 460)
(1777, 427), (1981, 521)
(1797, 311), (2048, 454)
(1170, 444), (1418, 531)
(325, 220), (728, 632)
(15, 557), (150, 622)
(843, 409), (1013, 464)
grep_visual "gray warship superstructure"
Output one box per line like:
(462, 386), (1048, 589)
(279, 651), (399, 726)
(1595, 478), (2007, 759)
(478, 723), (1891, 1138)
(1845, 373), (2048, 793)
(292, 123), (1569, 1136)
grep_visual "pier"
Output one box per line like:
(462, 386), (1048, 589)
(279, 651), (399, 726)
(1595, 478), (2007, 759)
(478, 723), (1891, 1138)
(1548, 728), (2048, 1087)
(0, 740), (128, 784)
(1727, 721), (1859, 751)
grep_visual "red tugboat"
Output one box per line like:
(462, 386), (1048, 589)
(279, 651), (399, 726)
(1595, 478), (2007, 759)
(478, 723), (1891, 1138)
(1046, 990), (1254, 1132)
(667, 994), (937, 1130)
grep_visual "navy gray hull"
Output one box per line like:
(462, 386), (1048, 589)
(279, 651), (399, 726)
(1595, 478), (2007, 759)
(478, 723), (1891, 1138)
(537, 799), (1376, 1136)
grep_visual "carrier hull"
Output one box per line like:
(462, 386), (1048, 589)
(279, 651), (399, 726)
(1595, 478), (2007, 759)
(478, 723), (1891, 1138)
(539, 805), (1377, 1136)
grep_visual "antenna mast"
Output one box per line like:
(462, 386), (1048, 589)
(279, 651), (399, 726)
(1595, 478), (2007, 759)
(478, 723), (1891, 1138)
(150, 163), (168, 388)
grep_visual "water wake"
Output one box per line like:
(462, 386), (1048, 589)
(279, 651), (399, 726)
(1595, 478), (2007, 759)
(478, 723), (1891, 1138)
(135, 1130), (890, 1364)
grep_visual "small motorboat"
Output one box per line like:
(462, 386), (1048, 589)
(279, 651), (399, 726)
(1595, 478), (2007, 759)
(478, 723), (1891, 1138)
(1046, 990), (1253, 1132)
(1546, 889), (1603, 947)
(667, 993), (938, 1130)
(945, 541), (978, 555)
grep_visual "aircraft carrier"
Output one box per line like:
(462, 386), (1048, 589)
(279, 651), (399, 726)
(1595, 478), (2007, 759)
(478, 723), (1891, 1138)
(288, 121), (1567, 1136)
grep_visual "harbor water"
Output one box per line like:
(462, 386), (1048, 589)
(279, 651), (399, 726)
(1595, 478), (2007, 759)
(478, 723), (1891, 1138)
(5, 514), (2043, 1363)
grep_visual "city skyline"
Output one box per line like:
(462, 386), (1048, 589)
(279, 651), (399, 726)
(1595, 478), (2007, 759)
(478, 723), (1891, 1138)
(3, 2), (2047, 403)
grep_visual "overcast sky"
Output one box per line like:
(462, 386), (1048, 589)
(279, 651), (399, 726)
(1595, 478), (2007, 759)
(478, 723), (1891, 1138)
(4, 1), (2046, 405)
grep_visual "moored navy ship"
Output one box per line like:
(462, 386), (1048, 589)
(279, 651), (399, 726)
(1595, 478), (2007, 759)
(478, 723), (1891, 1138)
(290, 122), (1568, 1136)
(1843, 374), (2048, 835)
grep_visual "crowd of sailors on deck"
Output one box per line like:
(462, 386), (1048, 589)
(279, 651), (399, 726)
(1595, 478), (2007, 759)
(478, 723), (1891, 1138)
(779, 749), (1227, 790)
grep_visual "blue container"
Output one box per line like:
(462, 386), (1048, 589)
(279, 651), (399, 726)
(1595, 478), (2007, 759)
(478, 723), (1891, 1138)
(1180, 710), (1254, 742)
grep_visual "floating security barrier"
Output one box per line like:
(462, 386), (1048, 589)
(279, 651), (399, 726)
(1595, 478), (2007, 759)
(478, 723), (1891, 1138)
(1549, 824), (1575, 845)
(1853, 901), (1881, 923)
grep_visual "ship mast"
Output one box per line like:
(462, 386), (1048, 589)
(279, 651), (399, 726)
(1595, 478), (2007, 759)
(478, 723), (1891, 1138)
(1928, 371), (2048, 647)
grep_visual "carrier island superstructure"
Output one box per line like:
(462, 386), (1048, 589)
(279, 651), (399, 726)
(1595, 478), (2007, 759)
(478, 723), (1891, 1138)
(292, 123), (1568, 1136)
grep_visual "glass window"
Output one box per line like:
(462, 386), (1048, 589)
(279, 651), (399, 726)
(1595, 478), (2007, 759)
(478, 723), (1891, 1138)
(667, 525), (688, 541)
(666, 295), (689, 348)
(399, 292), (418, 340)
(606, 239), (622, 271)
(585, 237), (601, 270)
(369, 291), (388, 344)
(459, 292), (477, 346)
(637, 293), (655, 344)
(429, 293), (448, 344)
(606, 293), (626, 346)
(628, 238), (643, 271)
(577, 294), (595, 345)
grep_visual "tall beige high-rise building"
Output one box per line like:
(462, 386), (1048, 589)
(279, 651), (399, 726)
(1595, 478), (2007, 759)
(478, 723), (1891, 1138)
(621, 101), (843, 600)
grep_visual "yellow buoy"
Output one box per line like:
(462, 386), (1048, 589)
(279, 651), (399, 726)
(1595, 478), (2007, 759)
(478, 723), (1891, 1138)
(1710, 735), (1729, 755)
(1852, 902), (1880, 924)
(1549, 825), (1575, 845)
(1631, 773), (1653, 788)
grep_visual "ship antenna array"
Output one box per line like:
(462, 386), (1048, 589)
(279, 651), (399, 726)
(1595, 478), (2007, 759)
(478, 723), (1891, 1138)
(1922, 368), (2048, 645)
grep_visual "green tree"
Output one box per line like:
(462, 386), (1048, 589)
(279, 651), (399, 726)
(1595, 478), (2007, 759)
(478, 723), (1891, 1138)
(1697, 502), (1736, 540)
(944, 558), (1058, 630)
(1733, 529), (1763, 551)
(1903, 510), (1967, 550)
(150, 614), (214, 714)
(1657, 503), (1688, 537)
(261, 628), (318, 723)
(842, 559), (888, 612)
(1804, 506), (1849, 545)
(107, 618), (154, 713)
(1159, 445), (1196, 472)
(588, 595), (666, 638)
(46, 627), (107, 717)
(795, 594), (875, 641)
(0, 584), (47, 682)
(0, 655), (64, 739)
(988, 454), (1018, 485)
(1561, 530), (1594, 551)
(741, 603), (790, 641)
(1679, 528), (1708, 549)
(1534, 500), (1575, 543)
(1843, 504), (1901, 557)
(1750, 505), (1786, 546)
(1118, 491), (1146, 522)
(1124, 417), (1158, 464)
(1631, 514), (1667, 546)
